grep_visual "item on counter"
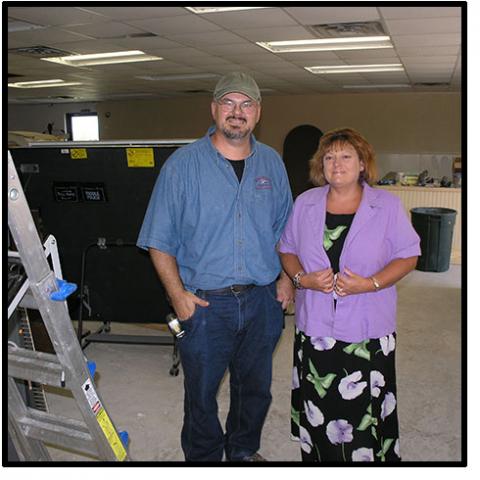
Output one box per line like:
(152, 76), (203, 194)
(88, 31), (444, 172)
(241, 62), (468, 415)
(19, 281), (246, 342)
(400, 173), (419, 186)
(440, 176), (452, 188)
(417, 170), (433, 186)
(377, 171), (398, 185)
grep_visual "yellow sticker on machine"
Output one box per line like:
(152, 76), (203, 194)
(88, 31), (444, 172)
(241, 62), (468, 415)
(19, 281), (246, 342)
(96, 408), (127, 461)
(70, 148), (88, 159)
(126, 148), (154, 167)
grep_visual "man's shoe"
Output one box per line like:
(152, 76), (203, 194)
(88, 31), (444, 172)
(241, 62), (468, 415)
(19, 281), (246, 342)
(242, 452), (267, 462)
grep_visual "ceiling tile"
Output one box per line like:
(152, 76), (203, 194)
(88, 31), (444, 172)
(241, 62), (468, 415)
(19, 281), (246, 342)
(284, 6), (380, 24)
(79, 6), (190, 20)
(232, 25), (315, 42)
(8, 27), (94, 47)
(335, 49), (401, 60)
(126, 14), (222, 35)
(7, 6), (108, 26)
(64, 21), (147, 39)
(400, 55), (458, 65)
(109, 36), (185, 52)
(166, 31), (246, 47)
(195, 42), (266, 56)
(380, 6), (462, 19)
(201, 8), (297, 29)
(274, 51), (344, 63)
(395, 45), (460, 56)
(393, 33), (461, 47)
(384, 17), (461, 35)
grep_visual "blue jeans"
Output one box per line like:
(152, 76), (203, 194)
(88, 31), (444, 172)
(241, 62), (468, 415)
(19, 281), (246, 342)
(177, 282), (284, 461)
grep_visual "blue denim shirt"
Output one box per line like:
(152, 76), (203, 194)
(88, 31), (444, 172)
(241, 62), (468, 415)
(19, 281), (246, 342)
(137, 126), (293, 291)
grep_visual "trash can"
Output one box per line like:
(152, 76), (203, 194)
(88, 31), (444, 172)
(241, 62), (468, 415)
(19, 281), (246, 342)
(410, 207), (457, 272)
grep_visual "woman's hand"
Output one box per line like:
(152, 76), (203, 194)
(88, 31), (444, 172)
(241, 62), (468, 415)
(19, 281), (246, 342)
(301, 267), (334, 293)
(334, 267), (372, 296)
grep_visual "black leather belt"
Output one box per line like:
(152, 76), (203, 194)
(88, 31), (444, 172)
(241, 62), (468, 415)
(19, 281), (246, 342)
(199, 284), (255, 295)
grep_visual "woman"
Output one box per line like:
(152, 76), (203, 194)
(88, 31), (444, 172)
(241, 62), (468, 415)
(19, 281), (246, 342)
(278, 128), (420, 462)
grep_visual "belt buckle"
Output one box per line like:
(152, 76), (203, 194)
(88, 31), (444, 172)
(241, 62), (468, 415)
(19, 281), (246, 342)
(230, 284), (242, 294)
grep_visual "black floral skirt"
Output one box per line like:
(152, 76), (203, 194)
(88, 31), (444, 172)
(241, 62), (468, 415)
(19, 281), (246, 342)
(291, 328), (401, 462)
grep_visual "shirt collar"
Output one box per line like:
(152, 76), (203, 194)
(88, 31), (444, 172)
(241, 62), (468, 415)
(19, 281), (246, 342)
(307, 182), (382, 209)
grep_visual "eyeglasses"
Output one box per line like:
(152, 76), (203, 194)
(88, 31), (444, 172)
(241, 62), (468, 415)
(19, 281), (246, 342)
(217, 98), (257, 113)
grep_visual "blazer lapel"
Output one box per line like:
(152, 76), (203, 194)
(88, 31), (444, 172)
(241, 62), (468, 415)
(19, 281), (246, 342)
(305, 187), (329, 261)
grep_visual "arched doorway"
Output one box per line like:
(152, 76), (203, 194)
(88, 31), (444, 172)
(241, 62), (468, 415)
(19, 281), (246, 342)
(283, 124), (323, 198)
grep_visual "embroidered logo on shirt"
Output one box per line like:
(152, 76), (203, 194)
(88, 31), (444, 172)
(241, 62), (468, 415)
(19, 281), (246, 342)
(255, 176), (272, 190)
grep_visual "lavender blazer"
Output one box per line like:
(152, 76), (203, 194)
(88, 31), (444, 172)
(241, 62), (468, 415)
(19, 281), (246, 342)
(278, 183), (421, 342)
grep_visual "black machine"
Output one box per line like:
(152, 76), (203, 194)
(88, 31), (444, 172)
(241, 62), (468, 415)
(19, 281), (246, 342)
(10, 140), (192, 357)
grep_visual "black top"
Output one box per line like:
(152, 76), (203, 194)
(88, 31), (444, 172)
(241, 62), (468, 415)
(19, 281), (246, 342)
(324, 212), (355, 274)
(227, 159), (245, 183)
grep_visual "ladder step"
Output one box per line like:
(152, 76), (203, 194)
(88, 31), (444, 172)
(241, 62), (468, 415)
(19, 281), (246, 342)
(8, 347), (65, 387)
(20, 407), (98, 457)
(86, 333), (173, 345)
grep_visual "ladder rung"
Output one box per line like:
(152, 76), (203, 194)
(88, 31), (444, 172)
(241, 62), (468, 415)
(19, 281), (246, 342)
(21, 407), (98, 457)
(8, 347), (65, 387)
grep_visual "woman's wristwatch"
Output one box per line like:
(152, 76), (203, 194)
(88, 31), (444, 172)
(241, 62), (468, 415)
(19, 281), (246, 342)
(293, 271), (306, 289)
(370, 276), (381, 292)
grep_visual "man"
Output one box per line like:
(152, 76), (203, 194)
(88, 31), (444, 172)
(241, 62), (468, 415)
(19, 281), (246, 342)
(137, 72), (294, 462)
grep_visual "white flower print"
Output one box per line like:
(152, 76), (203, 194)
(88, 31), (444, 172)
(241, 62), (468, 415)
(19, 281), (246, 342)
(381, 392), (397, 420)
(380, 334), (396, 356)
(326, 419), (354, 445)
(292, 366), (300, 390)
(338, 371), (367, 400)
(310, 336), (336, 351)
(299, 426), (313, 453)
(370, 370), (385, 398)
(351, 447), (374, 462)
(298, 347), (303, 363)
(394, 439), (400, 457)
(304, 400), (324, 427)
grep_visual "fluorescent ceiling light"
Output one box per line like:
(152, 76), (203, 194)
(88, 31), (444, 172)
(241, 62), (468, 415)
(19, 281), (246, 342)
(8, 79), (83, 88)
(306, 64), (404, 74)
(343, 84), (411, 89)
(186, 7), (271, 14)
(8, 20), (45, 32)
(136, 73), (219, 81)
(257, 36), (392, 53)
(41, 50), (163, 67)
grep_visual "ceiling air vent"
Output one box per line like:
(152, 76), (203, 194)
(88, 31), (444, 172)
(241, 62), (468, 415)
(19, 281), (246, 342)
(413, 82), (450, 87)
(8, 46), (74, 57)
(307, 21), (386, 38)
(8, 73), (25, 78)
(101, 32), (158, 40)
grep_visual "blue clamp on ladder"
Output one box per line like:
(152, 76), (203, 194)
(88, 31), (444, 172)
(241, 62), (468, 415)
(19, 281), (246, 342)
(87, 360), (96, 378)
(119, 431), (129, 448)
(50, 278), (77, 301)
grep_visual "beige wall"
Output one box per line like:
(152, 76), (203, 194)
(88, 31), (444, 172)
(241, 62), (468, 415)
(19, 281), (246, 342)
(97, 91), (461, 155)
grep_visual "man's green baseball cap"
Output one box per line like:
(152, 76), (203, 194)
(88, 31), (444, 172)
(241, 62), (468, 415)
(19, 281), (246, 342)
(213, 72), (261, 102)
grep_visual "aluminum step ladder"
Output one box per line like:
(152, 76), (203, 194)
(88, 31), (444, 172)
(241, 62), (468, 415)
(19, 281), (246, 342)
(7, 151), (129, 462)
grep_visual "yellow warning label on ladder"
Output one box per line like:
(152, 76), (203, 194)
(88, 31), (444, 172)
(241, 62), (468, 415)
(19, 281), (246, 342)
(96, 408), (127, 461)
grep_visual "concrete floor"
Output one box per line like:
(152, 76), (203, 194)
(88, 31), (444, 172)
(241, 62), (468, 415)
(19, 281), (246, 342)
(42, 265), (462, 463)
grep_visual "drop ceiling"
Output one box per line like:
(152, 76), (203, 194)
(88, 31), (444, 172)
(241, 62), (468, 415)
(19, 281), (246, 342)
(7, 5), (463, 104)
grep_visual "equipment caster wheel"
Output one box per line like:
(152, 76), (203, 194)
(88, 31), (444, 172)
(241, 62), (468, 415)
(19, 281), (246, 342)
(169, 367), (179, 376)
